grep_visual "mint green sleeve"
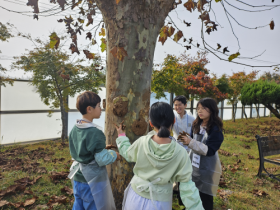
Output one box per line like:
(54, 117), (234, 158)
(179, 181), (204, 210)
(116, 136), (139, 162)
(173, 150), (204, 210)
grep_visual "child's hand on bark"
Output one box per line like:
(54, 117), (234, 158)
(115, 152), (121, 161)
(114, 120), (126, 136)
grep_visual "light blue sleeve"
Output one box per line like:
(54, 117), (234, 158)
(116, 136), (138, 162)
(94, 149), (117, 166)
(179, 181), (204, 210)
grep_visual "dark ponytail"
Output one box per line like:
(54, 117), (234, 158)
(149, 102), (175, 138)
(157, 126), (170, 138)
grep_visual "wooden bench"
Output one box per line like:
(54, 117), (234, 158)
(256, 135), (280, 181)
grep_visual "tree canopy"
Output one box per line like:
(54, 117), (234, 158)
(0, 22), (13, 86)
(240, 80), (280, 119)
(12, 34), (105, 141)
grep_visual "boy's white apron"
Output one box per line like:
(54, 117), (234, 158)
(189, 133), (222, 196)
(68, 120), (116, 210)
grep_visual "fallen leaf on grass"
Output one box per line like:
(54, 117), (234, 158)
(0, 184), (26, 197)
(0, 200), (9, 207)
(230, 168), (237, 173)
(24, 190), (33, 195)
(243, 145), (251, 149)
(267, 167), (278, 173)
(34, 204), (49, 210)
(244, 168), (249, 171)
(23, 196), (38, 206)
(254, 179), (264, 185)
(250, 189), (268, 197)
(219, 181), (227, 187)
(47, 195), (67, 206)
(217, 189), (233, 200)
(43, 193), (50, 197)
(247, 154), (255, 159)
(9, 202), (23, 208)
(218, 149), (231, 156)
(273, 184), (280, 190)
(61, 186), (73, 195)
(49, 172), (68, 183)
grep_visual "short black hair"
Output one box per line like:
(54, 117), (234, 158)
(76, 91), (101, 115)
(149, 102), (175, 138)
(173, 95), (187, 105)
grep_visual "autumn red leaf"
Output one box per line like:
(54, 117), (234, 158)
(199, 11), (210, 22)
(197, 0), (209, 12)
(158, 26), (169, 45)
(168, 26), (175, 37)
(69, 43), (80, 54)
(27, 0), (39, 13)
(270, 20), (275, 30)
(83, 50), (95, 60)
(173, 31), (183, 42)
(184, 0), (195, 12)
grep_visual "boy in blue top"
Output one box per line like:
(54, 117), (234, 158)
(68, 91), (120, 210)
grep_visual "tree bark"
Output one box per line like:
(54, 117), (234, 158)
(95, 0), (174, 208)
(232, 103), (235, 122)
(242, 105), (248, 119)
(254, 103), (260, 119)
(59, 96), (68, 142)
(265, 103), (280, 119)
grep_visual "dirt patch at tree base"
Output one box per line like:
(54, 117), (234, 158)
(132, 118), (148, 136)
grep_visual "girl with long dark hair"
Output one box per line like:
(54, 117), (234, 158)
(179, 98), (224, 210)
(114, 102), (204, 210)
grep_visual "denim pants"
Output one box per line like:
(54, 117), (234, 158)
(73, 181), (97, 210)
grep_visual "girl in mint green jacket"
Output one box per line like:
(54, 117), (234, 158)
(115, 102), (204, 210)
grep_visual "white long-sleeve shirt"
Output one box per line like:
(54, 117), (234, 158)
(172, 110), (195, 152)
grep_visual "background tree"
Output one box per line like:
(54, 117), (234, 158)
(12, 33), (105, 142)
(151, 51), (210, 98)
(227, 71), (258, 122)
(0, 22), (13, 86)
(240, 80), (280, 120)
(260, 71), (280, 84)
(183, 71), (228, 102)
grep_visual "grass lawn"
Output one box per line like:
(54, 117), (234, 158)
(1, 117), (280, 209)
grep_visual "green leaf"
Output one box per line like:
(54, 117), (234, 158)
(100, 38), (107, 52)
(49, 32), (60, 49)
(215, 0), (222, 2)
(228, 52), (240, 62)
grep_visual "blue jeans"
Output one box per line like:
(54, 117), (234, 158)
(73, 181), (97, 210)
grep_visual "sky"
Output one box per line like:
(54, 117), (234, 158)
(1, 0), (280, 79)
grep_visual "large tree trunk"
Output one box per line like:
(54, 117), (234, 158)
(95, 0), (174, 208)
